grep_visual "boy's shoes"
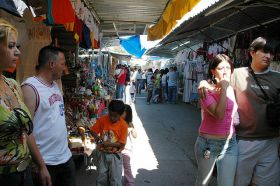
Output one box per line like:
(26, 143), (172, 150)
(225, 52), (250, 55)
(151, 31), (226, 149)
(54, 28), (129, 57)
(147, 102), (150, 105)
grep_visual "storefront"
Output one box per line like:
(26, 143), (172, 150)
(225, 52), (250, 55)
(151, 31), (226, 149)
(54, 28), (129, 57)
(0, 0), (115, 158)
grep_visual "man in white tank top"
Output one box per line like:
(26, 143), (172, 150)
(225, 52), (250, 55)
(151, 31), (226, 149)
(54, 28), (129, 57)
(22, 46), (76, 186)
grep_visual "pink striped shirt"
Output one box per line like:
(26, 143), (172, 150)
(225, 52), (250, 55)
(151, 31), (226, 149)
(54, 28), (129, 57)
(199, 88), (237, 136)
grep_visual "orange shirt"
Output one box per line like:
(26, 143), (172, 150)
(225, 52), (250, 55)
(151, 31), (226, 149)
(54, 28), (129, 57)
(90, 115), (128, 151)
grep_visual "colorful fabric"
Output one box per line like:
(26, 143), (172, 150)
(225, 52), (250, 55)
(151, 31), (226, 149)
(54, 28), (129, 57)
(0, 77), (31, 164)
(80, 24), (92, 49)
(119, 35), (146, 58)
(90, 115), (128, 152)
(51, 0), (75, 24)
(46, 0), (75, 25)
(73, 16), (83, 43)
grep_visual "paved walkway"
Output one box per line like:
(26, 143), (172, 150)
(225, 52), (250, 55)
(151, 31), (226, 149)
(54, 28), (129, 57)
(75, 94), (216, 185)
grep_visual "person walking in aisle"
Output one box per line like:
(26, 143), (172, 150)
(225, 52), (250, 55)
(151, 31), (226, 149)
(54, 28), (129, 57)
(142, 69), (147, 92)
(129, 82), (136, 104)
(90, 100), (128, 186)
(0, 18), (51, 186)
(115, 65), (127, 100)
(146, 76), (155, 105)
(166, 67), (178, 104)
(195, 54), (238, 186)
(121, 104), (137, 186)
(135, 69), (142, 94)
(161, 68), (168, 102)
(199, 37), (280, 186)
(22, 46), (76, 186)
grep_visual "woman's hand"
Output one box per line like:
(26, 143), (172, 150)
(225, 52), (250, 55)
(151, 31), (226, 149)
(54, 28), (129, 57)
(198, 80), (211, 100)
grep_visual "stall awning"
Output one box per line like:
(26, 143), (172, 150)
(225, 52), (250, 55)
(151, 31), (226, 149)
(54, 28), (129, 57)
(147, 0), (280, 57)
(147, 0), (201, 41)
(119, 35), (146, 58)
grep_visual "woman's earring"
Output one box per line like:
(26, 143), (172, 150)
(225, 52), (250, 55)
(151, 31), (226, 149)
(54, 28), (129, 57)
(212, 75), (216, 84)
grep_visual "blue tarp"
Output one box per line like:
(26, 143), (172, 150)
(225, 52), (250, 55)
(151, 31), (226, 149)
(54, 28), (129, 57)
(119, 35), (146, 58)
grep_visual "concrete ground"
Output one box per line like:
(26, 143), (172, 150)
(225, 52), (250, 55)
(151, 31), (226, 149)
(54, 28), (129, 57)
(75, 93), (217, 186)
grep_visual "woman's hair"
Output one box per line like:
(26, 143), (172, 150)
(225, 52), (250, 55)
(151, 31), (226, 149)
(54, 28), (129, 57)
(108, 100), (125, 115)
(208, 54), (234, 84)
(0, 18), (18, 45)
(123, 104), (133, 124)
(248, 37), (275, 54)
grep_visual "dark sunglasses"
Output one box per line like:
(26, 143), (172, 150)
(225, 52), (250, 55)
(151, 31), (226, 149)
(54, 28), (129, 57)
(13, 108), (33, 135)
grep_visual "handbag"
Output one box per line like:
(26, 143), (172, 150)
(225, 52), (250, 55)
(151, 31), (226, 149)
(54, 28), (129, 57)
(249, 67), (280, 128)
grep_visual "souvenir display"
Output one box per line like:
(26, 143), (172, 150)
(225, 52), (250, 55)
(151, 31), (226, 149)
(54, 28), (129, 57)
(63, 52), (116, 155)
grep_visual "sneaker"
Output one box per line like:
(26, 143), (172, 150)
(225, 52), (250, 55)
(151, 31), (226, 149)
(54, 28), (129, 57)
(147, 102), (150, 105)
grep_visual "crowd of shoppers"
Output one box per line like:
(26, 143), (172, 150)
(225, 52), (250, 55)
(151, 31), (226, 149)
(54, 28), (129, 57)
(116, 66), (179, 105)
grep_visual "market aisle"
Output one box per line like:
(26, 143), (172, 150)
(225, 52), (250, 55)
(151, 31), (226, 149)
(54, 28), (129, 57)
(132, 95), (200, 186)
(75, 94), (216, 185)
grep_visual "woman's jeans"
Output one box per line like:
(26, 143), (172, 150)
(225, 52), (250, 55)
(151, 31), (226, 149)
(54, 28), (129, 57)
(194, 135), (238, 186)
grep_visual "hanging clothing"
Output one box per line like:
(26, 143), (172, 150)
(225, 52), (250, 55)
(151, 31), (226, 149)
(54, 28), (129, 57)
(183, 61), (191, 103)
(46, 0), (75, 25)
(80, 24), (92, 49)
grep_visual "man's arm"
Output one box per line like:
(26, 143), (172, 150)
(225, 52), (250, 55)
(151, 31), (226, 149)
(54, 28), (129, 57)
(22, 85), (52, 186)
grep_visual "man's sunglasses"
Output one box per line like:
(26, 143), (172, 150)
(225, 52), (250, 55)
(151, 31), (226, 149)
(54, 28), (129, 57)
(13, 108), (33, 135)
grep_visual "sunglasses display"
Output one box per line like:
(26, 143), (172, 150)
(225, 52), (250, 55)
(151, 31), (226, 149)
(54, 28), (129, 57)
(13, 108), (33, 135)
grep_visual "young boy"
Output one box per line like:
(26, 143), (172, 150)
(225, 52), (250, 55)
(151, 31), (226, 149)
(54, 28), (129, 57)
(90, 100), (128, 185)
(147, 76), (155, 105)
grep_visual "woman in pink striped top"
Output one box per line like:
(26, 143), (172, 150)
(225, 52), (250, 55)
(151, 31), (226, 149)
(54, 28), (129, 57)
(195, 54), (238, 186)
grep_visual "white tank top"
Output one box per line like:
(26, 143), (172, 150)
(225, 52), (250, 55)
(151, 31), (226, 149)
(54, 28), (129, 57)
(22, 77), (71, 165)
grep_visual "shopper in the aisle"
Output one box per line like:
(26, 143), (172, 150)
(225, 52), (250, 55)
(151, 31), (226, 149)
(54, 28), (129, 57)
(146, 68), (153, 85)
(142, 69), (147, 92)
(129, 82), (136, 104)
(161, 68), (168, 102)
(22, 46), (76, 186)
(115, 65), (127, 100)
(0, 18), (51, 186)
(146, 76), (155, 105)
(195, 54), (238, 186)
(199, 37), (280, 186)
(135, 69), (142, 94)
(121, 104), (137, 186)
(90, 100), (128, 186)
(166, 66), (178, 104)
